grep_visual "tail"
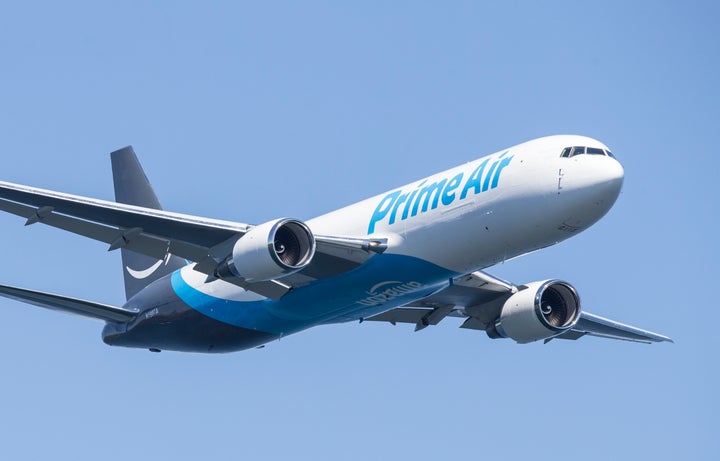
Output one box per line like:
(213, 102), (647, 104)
(111, 146), (186, 300)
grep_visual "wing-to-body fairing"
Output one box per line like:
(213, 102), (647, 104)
(0, 136), (671, 352)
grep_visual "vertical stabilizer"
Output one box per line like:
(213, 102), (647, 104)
(111, 146), (186, 300)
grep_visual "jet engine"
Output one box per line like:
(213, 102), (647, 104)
(486, 280), (580, 343)
(215, 218), (316, 282)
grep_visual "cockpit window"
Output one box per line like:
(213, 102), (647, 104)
(560, 146), (616, 158)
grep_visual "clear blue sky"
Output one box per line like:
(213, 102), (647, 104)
(0, 1), (717, 459)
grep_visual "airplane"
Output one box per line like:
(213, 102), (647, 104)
(0, 135), (671, 353)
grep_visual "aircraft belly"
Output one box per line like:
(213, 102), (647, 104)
(101, 253), (458, 353)
(102, 304), (278, 353)
(172, 253), (458, 336)
(102, 278), (277, 353)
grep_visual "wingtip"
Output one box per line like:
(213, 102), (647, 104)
(652, 334), (674, 344)
(652, 331), (674, 343)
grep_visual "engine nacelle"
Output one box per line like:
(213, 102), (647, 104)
(487, 280), (581, 343)
(216, 218), (316, 282)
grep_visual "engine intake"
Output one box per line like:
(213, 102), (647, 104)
(487, 280), (581, 343)
(216, 218), (315, 282)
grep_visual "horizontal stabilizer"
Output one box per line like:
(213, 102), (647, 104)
(0, 284), (137, 323)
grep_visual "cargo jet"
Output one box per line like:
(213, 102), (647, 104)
(0, 135), (671, 353)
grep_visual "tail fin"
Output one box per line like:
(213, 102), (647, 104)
(111, 146), (186, 300)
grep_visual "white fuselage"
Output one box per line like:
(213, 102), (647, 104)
(309, 134), (623, 273)
(173, 134), (624, 333)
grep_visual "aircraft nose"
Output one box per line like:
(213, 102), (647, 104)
(594, 156), (624, 198)
(572, 155), (624, 202)
(557, 155), (624, 231)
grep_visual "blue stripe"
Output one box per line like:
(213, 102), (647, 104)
(171, 254), (458, 336)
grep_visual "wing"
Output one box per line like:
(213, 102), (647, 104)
(366, 271), (672, 344)
(556, 312), (673, 344)
(0, 284), (137, 322)
(0, 181), (386, 299)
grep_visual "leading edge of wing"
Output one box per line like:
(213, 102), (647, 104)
(0, 284), (137, 323)
(0, 181), (249, 248)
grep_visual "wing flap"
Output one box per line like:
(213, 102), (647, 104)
(365, 303), (455, 331)
(0, 284), (137, 322)
(365, 307), (433, 325)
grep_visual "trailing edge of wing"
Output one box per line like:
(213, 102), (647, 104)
(365, 307), (433, 325)
(0, 284), (137, 323)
